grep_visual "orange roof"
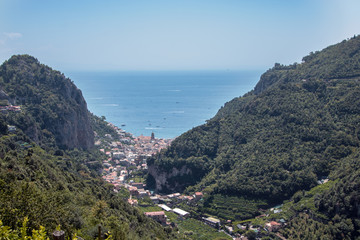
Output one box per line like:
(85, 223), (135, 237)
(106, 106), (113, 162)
(270, 221), (281, 226)
(195, 192), (203, 196)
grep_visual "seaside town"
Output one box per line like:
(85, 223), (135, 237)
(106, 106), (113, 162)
(98, 122), (172, 186)
(97, 122), (290, 240)
(0, 102), (331, 239)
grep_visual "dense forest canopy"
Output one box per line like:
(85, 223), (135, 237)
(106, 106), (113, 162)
(147, 35), (360, 237)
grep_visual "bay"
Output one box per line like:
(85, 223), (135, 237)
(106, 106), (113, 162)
(68, 70), (263, 139)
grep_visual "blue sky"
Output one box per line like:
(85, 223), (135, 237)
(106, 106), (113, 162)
(1, 0), (360, 71)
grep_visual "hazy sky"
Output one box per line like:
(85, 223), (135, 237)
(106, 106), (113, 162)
(1, 0), (360, 71)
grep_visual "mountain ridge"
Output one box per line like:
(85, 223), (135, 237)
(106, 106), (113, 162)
(147, 35), (360, 217)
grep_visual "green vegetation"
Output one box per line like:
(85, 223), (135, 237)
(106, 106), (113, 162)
(137, 204), (231, 240)
(0, 217), (113, 240)
(90, 113), (118, 141)
(0, 55), (180, 239)
(176, 218), (231, 240)
(276, 171), (360, 239)
(0, 217), (50, 240)
(0, 127), (179, 240)
(199, 194), (267, 221)
(128, 177), (145, 183)
(2, 35), (360, 239)
(148, 35), (360, 238)
(138, 206), (162, 213)
(0, 55), (94, 150)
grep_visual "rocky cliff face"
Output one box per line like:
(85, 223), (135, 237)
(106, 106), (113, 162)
(147, 164), (193, 193)
(0, 55), (94, 149)
(51, 87), (94, 150)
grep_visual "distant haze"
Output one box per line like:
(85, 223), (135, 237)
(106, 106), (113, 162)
(1, 0), (360, 72)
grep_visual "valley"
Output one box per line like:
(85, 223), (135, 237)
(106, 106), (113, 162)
(0, 35), (360, 239)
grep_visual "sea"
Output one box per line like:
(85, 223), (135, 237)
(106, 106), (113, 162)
(68, 70), (263, 139)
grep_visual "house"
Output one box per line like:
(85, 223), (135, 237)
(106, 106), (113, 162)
(182, 195), (194, 202)
(237, 224), (247, 230)
(118, 159), (130, 167)
(7, 125), (16, 133)
(150, 196), (160, 204)
(173, 193), (181, 198)
(158, 204), (172, 212)
(203, 217), (221, 228)
(104, 134), (112, 139)
(144, 211), (166, 224)
(103, 162), (111, 168)
(194, 192), (203, 200)
(225, 225), (233, 234)
(265, 221), (281, 232)
(113, 151), (126, 160)
(127, 198), (138, 206)
(128, 186), (139, 196)
(172, 208), (190, 218)
(176, 195), (187, 201)
(167, 194), (176, 199)
(158, 196), (172, 204)
(137, 189), (150, 198)
(112, 183), (121, 190)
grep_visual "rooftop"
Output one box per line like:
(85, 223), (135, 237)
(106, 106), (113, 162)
(172, 208), (189, 216)
(158, 204), (172, 211)
(144, 211), (165, 216)
(204, 217), (221, 224)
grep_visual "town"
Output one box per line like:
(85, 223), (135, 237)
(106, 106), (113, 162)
(97, 122), (289, 240)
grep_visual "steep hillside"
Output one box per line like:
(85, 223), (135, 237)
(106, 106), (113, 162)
(147, 36), (360, 212)
(0, 55), (94, 150)
(274, 155), (360, 239)
(0, 56), (180, 239)
(0, 131), (179, 239)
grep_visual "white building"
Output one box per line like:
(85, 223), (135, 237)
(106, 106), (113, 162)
(158, 204), (172, 212)
(172, 208), (189, 217)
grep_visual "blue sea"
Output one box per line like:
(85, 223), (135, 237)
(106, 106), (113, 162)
(68, 70), (263, 139)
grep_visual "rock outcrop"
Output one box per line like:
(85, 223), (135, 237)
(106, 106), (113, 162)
(147, 164), (193, 193)
(0, 55), (94, 149)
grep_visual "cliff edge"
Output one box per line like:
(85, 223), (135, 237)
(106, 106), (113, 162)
(0, 55), (94, 149)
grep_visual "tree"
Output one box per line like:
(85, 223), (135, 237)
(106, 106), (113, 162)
(245, 230), (256, 240)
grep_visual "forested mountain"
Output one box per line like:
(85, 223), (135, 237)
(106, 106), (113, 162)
(147, 36), (360, 236)
(0, 55), (94, 150)
(0, 56), (179, 239)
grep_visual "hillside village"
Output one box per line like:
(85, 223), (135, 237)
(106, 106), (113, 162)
(97, 123), (203, 206)
(98, 122), (172, 186)
(97, 122), (293, 239)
